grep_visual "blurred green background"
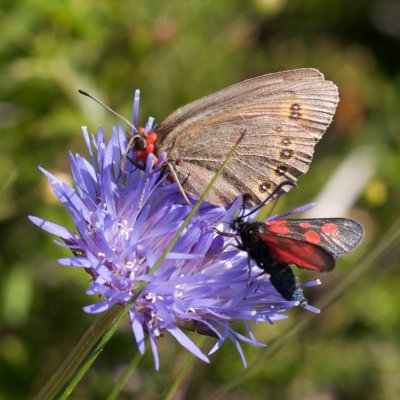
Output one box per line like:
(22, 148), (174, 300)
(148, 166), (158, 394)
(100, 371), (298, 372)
(1, 0), (400, 399)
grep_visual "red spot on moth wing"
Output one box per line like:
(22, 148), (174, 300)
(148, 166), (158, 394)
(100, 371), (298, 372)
(266, 220), (290, 234)
(299, 222), (311, 228)
(321, 223), (338, 234)
(259, 234), (335, 271)
(267, 220), (288, 225)
(304, 230), (321, 244)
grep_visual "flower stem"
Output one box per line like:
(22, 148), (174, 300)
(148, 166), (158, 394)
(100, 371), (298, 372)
(163, 336), (207, 400)
(106, 343), (148, 400)
(34, 306), (121, 400)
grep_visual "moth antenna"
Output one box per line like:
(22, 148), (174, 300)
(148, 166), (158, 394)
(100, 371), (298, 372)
(78, 89), (136, 131)
(265, 195), (280, 217)
(242, 180), (297, 219)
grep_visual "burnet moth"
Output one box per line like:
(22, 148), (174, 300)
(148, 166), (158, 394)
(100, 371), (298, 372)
(230, 182), (364, 307)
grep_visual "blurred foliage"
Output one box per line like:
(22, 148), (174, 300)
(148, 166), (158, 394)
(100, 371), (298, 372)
(1, 0), (400, 398)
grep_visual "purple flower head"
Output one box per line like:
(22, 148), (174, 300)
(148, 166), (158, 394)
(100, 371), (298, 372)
(30, 91), (319, 369)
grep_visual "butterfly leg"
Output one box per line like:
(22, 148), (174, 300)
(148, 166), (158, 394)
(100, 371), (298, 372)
(166, 161), (193, 206)
(124, 155), (144, 172)
(120, 134), (147, 174)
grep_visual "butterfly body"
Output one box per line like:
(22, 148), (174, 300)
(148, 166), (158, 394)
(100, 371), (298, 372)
(135, 68), (339, 205)
(233, 217), (364, 305)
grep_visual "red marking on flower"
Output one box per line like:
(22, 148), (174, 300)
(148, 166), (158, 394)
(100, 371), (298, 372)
(266, 221), (290, 235)
(146, 132), (158, 144)
(304, 230), (321, 244)
(299, 222), (311, 229)
(321, 223), (337, 234)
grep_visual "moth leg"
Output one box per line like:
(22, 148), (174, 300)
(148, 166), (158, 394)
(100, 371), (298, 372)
(213, 231), (241, 252)
(247, 256), (253, 286)
(216, 242), (240, 253)
(212, 227), (236, 237)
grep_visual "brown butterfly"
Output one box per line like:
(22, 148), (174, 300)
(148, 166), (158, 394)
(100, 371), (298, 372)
(152, 68), (339, 205)
(82, 68), (339, 206)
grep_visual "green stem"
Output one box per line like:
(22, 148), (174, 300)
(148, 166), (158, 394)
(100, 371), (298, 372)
(163, 336), (207, 400)
(34, 306), (121, 400)
(106, 343), (148, 400)
(0, 167), (19, 204)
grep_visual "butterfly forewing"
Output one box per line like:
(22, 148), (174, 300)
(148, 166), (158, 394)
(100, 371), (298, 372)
(263, 218), (364, 258)
(155, 68), (339, 205)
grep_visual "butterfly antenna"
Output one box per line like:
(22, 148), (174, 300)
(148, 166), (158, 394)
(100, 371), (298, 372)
(78, 89), (136, 131)
(242, 180), (297, 219)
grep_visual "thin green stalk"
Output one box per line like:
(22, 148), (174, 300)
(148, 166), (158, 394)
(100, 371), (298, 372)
(40, 131), (245, 400)
(59, 301), (133, 400)
(163, 336), (207, 400)
(106, 343), (148, 400)
(212, 218), (400, 399)
(0, 167), (19, 204)
(34, 306), (121, 400)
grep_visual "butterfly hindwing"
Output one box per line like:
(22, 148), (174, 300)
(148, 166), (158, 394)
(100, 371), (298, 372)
(258, 234), (335, 271)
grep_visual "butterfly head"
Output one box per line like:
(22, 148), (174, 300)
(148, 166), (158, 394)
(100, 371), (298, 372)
(126, 127), (158, 164)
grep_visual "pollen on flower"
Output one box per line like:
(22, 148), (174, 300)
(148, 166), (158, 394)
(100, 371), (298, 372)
(118, 220), (133, 240)
(175, 290), (184, 298)
(174, 285), (185, 298)
(145, 293), (157, 303)
(125, 262), (135, 270)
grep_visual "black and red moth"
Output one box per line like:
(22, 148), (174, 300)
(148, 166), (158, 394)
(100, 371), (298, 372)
(233, 217), (364, 306)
